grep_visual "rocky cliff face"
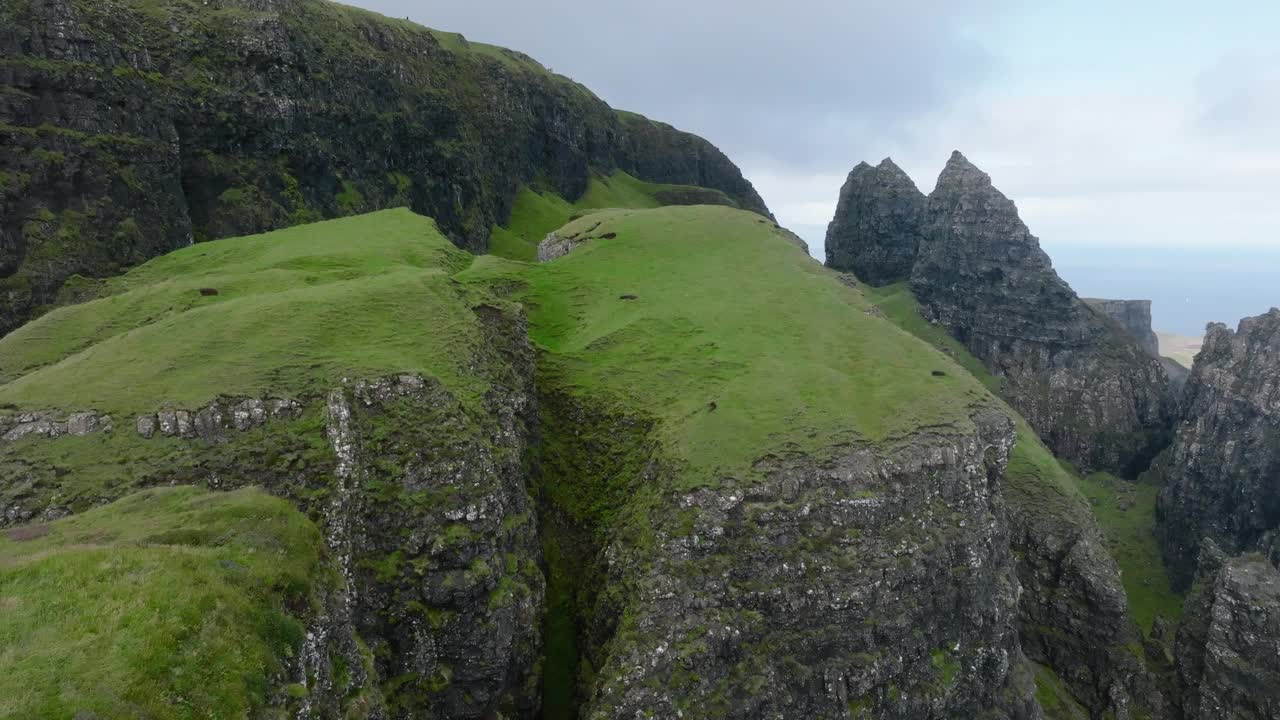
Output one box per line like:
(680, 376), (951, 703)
(1085, 299), (1161, 358)
(914, 154), (1172, 476)
(576, 408), (1039, 719)
(826, 152), (1173, 476)
(824, 158), (926, 286)
(1173, 543), (1280, 720)
(0, 0), (767, 335)
(1155, 309), (1280, 589)
(1007, 473), (1168, 719)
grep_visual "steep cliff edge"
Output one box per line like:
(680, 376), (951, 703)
(865, 282), (1172, 720)
(1173, 543), (1280, 720)
(826, 152), (1172, 476)
(1085, 298), (1190, 396)
(0, 211), (546, 717)
(459, 205), (1042, 718)
(1154, 309), (1280, 589)
(1084, 299), (1160, 358)
(0, 205), (1053, 717)
(0, 0), (767, 335)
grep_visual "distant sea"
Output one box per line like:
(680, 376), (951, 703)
(795, 224), (1279, 337)
(1046, 244), (1280, 337)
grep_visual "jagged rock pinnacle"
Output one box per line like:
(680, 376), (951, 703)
(824, 157), (927, 286)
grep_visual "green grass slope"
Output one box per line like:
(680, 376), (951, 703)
(466, 206), (996, 487)
(463, 206), (1009, 715)
(487, 171), (736, 262)
(0, 486), (333, 719)
(0, 209), (487, 416)
(1074, 472), (1182, 631)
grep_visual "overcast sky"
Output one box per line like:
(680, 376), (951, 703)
(349, 0), (1279, 258)
(344, 0), (1278, 333)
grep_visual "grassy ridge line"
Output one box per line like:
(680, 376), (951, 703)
(487, 171), (736, 262)
(0, 210), (489, 416)
(463, 205), (998, 488)
(863, 283), (1182, 631)
(0, 485), (333, 719)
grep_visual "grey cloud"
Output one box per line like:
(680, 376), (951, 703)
(350, 0), (1008, 171)
(1195, 51), (1280, 145)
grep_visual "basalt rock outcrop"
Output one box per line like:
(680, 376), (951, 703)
(1154, 309), (1280, 589)
(1084, 299), (1160, 358)
(1172, 542), (1280, 720)
(0, 0), (767, 335)
(824, 158), (926, 286)
(576, 407), (1039, 719)
(826, 152), (1172, 476)
(320, 370), (544, 719)
(0, 408), (111, 443)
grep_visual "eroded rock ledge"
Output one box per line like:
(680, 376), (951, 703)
(135, 397), (302, 440)
(1173, 543), (1280, 720)
(0, 410), (112, 443)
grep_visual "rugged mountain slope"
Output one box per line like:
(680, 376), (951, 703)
(1145, 309), (1280, 720)
(865, 282), (1172, 720)
(826, 152), (1172, 476)
(1, 211), (545, 717)
(1154, 309), (1280, 587)
(1173, 543), (1280, 720)
(464, 205), (1041, 719)
(0, 204), (1062, 718)
(0, 0), (768, 335)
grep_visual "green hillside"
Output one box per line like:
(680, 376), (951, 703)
(0, 209), (486, 415)
(487, 171), (736, 261)
(0, 486), (336, 720)
(0, 205), (1011, 717)
(465, 205), (999, 499)
(0, 202), (1183, 718)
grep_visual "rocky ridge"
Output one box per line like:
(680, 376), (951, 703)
(1173, 542), (1280, 720)
(0, 0), (768, 334)
(826, 151), (1173, 476)
(579, 408), (1041, 719)
(1154, 308), (1280, 588)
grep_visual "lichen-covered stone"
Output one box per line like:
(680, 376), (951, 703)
(0, 409), (111, 443)
(136, 397), (300, 441)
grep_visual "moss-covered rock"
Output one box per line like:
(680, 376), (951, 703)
(0, 0), (768, 335)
